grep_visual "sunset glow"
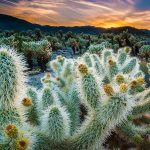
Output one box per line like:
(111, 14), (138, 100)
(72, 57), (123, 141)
(0, 0), (150, 29)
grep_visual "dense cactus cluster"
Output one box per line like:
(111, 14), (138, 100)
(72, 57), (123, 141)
(0, 35), (16, 48)
(0, 46), (150, 150)
(0, 29), (149, 70)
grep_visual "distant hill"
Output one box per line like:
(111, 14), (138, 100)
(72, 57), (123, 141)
(103, 26), (150, 35)
(0, 14), (150, 35)
(0, 14), (103, 34)
(142, 29), (150, 35)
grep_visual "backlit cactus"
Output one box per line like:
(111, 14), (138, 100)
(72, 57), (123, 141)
(0, 46), (150, 150)
(88, 41), (112, 54)
(139, 45), (150, 62)
(0, 47), (34, 150)
(0, 46), (26, 129)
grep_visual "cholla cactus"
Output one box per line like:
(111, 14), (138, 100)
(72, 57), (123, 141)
(0, 46), (150, 150)
(22, 40), (52, 70)
(0, 47), (34, 149)
(0, 46), (26, 125)
(139, 45), (150, 62)
(88, 41), (112, 54)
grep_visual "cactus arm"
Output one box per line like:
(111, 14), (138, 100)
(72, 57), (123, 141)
(131, 89), (150, 116)
(69, 113), (103, 150)
(0, 47), (26, 109)
(79, 73), (101, 109)
(92, 54), (104, 76)
(132, 99), (150, 117)
(69, 94), (134, 150)
(118, 122), (150, 144)
(67, 86), (80, 135)
(25, 88), (40, 126)
(118, 51), (127, 65)
(0, 47), (26, 128)
(83, 53), (93, 67)
(42, 87), (54, 108)
(122, 58), (137, 74)
(38, 105), (70, 149)
(108, 62), (119, 78)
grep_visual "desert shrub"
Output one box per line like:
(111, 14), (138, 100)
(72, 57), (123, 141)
(46, 36), (63, 51)
(66, 38), (79, 54)
(22, 40), (52, 71)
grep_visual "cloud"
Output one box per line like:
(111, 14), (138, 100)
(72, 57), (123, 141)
(0, 0), (150, 29)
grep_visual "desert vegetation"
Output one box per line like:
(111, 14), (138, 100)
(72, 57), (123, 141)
(0, 28), (150, 150)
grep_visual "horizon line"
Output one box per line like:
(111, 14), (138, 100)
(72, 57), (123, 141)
(0, 13), (150, 31)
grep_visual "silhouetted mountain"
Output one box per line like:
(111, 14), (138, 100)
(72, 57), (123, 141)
(0, 14), (103, 34)
(142, 29), (150, 35)
(0, 14), (150, 36)
(103, 26), (150, 35)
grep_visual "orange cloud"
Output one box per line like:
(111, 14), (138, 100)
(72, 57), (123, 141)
(0, 0), (150, 29)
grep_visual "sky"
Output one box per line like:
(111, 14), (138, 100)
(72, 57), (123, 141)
(0, 0), (150, 29)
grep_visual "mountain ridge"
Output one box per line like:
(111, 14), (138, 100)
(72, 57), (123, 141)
(0, 14), (150, 35)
